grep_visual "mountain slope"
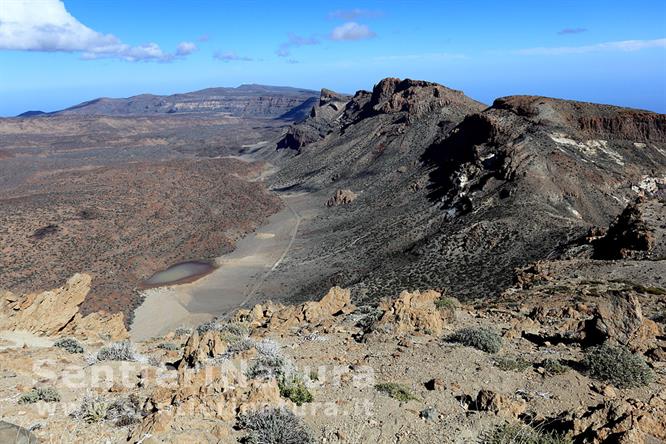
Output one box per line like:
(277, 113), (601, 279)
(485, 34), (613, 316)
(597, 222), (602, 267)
(260, 78), (666, 304)
(30, 84), (319, 119)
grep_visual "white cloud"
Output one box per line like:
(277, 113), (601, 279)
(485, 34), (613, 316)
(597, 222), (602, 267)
(330, 22), (376, 41)
(557, 28), (587, 35)
(514, 38), (666, 55)
(176, 41), (197, 56)
(213, 51), (252, 62)
(276, 33), (319, 57)
(0, 0), (190, 62)
(328, 9), (383, 20)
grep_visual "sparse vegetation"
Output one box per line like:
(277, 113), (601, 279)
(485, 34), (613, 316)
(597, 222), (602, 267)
(375, 383), (418, 402)
(156, 342), (178, 351)
(278, 376), (313, 406)
(494, 356), (531, 372)
(238, 407), (313, 444)
(54, 337), (84, 354)
(583, 344), (654, 388)
(484, 423), (571, 444)
(447, 327), (502, 353)
(18, 387), (61, 404)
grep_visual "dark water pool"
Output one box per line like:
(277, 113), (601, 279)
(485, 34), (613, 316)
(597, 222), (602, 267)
(143, 261), (215, 287)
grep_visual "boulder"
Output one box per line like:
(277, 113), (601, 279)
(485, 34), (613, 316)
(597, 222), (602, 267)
(0, 422), (38, 444)
(473, 389), (527, 418)
(375, 290), (448, 335)
(584, 290), (661, 352)
(302, 286), (353, 323)
(179, 330), (227, 369)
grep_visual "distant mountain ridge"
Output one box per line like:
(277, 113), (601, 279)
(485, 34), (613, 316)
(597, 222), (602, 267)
(18, 84), (319, 120)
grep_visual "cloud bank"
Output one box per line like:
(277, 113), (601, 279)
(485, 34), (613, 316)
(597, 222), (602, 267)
(515, 38), (666, 55)
(330, 22), (376, 41)
(0, 0), (192, 61)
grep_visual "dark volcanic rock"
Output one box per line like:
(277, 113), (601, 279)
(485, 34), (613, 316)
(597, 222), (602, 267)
(277, 88), (352, 152)
(261, 78), (666, 306)
(593, 196), (666, 259)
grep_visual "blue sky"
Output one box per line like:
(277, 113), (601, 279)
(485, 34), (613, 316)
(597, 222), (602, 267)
(0, 0), (665, 116)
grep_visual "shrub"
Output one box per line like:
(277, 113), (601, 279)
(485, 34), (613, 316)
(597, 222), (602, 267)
(156, 342), (178, 351)
(54, 337), (84, 354)
(435, 297), (458, 310)
(238, 407), (313, 444)
(375, 383), (418, 402)
(196, 319), (249, 337)
(246, 339), (294, 380)
(105, 395), (143, 427)
(72, 395), (109, 424)
(494, 356), (531, 372)
(583, 344), (653, 388)
(174, 327), (192, 337)
(541, 358), (568, 376)
(225, 337), (255, 355)
(196, 319), (218, 335)
(447, 327), (502, 353)
(278, 377), (313, 406)
(96, 341), (139, 362)
(19, 387), (61, 404)
(219, 322), (249, 338)
(485, 423), (571, 444)
(246, 355), (288, 380)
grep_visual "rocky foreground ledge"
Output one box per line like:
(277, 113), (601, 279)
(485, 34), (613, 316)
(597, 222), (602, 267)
(0, 272), (664, 443)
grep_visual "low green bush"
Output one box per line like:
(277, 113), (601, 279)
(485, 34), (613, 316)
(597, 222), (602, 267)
(18, 387), (61, 404)
(494, 356), (531, 372)
(447, 327), (502, 353)
(278, 377), (313, 406)
(541, 358), (568, 376)
(583, 344), (653, 388)
(54, 337), (84, 354)
(375, 382), (418, 402)
(238, 407), (313, 444)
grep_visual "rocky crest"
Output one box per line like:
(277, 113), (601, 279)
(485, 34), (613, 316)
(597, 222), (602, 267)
(0, 274), (127, 340)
